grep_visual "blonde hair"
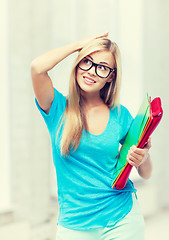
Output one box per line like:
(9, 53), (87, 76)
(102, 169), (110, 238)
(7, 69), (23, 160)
(60, 38), (122, 156)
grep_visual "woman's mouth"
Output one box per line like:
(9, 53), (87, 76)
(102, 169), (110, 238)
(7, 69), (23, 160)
(83, 76), (96, 85)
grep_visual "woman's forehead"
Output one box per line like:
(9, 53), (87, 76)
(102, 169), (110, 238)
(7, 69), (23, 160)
(87, 50), (114, 66)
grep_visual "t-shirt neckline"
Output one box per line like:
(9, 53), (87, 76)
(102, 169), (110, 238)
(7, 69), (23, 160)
(86, 108), (111, 137)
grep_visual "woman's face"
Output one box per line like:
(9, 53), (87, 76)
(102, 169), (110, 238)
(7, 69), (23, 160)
(76, 50), (115, 96)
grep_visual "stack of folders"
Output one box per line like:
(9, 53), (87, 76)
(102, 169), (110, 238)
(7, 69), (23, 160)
(112, 93), (163, 190)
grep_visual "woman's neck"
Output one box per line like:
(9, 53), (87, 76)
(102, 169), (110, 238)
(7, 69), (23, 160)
(80, 91), (105, 109)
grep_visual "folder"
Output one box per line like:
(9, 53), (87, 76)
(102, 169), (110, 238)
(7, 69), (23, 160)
(111, 94), (163, 190)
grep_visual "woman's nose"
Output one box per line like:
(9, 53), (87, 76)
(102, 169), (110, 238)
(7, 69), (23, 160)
(88, 65), (96, 75)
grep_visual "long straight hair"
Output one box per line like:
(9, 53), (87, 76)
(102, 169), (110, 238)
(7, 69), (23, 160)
(60, 38), (122, 156)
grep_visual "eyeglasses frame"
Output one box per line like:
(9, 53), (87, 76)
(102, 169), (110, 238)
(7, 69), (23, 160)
(77, 58), (117, 79)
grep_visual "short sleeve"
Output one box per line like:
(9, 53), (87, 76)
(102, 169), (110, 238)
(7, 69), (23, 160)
(119, 105), (133, 145)
(35, 88), (66, 132)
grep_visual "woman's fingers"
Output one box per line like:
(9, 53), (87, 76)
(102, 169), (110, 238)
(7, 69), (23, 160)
(95, 32), (109, 39)
(127, 145), (149, 167)
(78, 32), (109, 49)
(146, 137), (152, 150)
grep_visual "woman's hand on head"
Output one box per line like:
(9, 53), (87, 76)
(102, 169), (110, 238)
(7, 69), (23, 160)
(127, 138), (152, 168)
(77, 32), (109, 50)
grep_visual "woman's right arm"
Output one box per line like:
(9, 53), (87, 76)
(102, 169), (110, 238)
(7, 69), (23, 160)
(31, 32), (109, 114)
(31, 41), (82, 114)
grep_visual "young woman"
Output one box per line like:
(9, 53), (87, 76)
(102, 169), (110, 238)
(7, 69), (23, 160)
(31, 32), (152, 240)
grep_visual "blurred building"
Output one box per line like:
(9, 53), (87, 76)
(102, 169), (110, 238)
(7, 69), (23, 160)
(0, 0), (169, 239)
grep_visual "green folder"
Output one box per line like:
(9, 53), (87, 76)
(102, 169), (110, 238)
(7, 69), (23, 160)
(112, 93), (151, 186)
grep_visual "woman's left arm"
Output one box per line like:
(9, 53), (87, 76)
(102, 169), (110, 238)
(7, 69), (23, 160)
(127, 138), (152, 179)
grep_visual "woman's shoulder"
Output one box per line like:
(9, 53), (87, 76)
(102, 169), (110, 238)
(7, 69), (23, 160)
(52, 88), (67, 115)
(35, 88), (67, 120)
(53, 88), (67, 102)
(110, 104), (132, 119)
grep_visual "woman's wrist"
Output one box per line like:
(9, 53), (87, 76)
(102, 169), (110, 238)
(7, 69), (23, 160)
(137, 153), (152, 179)
(72, 40), (83, 51)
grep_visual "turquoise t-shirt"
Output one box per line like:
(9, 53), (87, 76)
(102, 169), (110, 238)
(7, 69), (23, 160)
(35, 88), (136, 230)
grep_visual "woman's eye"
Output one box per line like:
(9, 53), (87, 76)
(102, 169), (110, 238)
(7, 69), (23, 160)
(83, 59), (91, 64)
(98, 65), (107, 71)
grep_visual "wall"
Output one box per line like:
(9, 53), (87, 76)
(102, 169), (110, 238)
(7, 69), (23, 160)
(143, 0), (169, 209)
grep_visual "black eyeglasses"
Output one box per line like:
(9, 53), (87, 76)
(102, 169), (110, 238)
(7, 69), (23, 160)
(78, 58), (117, 78)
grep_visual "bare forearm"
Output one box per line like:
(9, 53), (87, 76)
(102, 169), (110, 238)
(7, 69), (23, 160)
(31, 41), (81, 74)
(137, 153), (152, 179)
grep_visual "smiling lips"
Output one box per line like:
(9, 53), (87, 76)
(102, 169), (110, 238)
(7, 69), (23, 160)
(83, 76), (96, 85)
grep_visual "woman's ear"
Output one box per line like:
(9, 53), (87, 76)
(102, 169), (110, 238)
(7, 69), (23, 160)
(107, 69), (116, 83)
(107, 78), (113, 83)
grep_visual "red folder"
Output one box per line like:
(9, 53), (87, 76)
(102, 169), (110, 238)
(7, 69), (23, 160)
(113, 97), (163, 190)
